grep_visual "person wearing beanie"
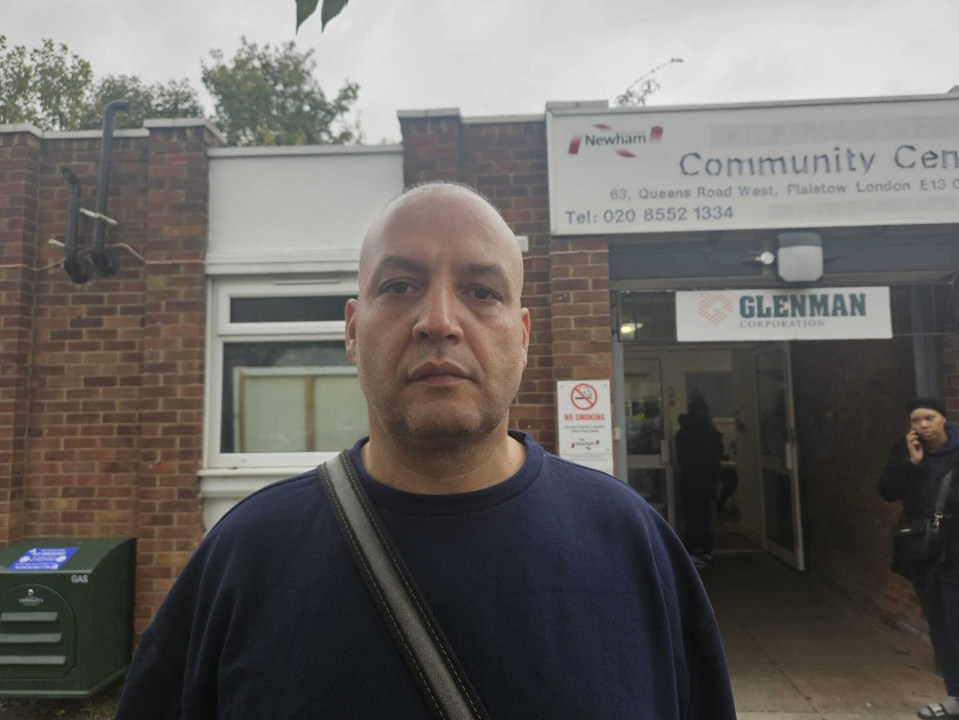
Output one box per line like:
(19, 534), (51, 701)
(879, 398), (959, 718)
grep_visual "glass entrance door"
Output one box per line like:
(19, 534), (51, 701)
(754, 343), (805, 570)
(623, 355), (675, 526)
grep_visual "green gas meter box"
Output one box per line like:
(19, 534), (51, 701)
(0, 537), (136, 698)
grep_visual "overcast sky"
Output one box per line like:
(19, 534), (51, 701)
(5, 0), (959, 143)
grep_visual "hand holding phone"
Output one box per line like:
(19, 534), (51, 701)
(906, 430), (924, 465)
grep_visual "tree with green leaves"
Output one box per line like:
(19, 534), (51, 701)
(0, 36), (201, 132)
(201, 37), (359, 146)
(1, 35), (359, 147)
(0, 36), (93, 130)
(79, 75), (203, 130)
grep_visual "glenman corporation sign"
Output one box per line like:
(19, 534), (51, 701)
(675, 287), (892, 341)
(546, 94), (959, 235)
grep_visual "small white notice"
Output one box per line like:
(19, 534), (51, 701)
(557, 380), (614, 475)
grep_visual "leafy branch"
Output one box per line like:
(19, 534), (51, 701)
(296, 0), (350, 32)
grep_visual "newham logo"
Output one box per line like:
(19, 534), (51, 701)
(568, 124), (663, 158)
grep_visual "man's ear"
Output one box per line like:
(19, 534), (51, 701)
(345, 298), (359, 365)
(520, 307), (531, 368)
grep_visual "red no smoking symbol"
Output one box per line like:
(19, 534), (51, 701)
(570, 383), (598, 411)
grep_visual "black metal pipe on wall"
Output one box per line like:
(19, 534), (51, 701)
(90, 100), (130, 277)
(60, 167), (92, 284)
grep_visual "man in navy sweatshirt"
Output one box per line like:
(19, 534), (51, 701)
(116, 182), (736, 719)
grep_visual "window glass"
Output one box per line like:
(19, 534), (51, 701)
(685, 372), (735, 418)
(755, 352), (786, 460)
(618, 294), (676, 342)
(230, 296), (350, 324)
(624, 357), (664, 455)
(221, 341), (367, 454)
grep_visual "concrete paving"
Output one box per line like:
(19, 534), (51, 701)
(699, 551), (948, 719)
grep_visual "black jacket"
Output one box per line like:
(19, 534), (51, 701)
(676, 416), (724, 494)
(879, 428), (959, 580)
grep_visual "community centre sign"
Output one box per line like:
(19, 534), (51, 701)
(675, 287), (892, 341)
(547, 94), (959, 234)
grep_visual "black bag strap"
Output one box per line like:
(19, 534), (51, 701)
(318, 451), (491, 720)
(933, 470), (954, 527)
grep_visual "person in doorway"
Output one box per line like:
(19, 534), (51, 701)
(880, 398), (959, 719)
(676, 398), (725, 568)
(115, 183), (735, 719)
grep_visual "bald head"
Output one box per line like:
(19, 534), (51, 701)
(345, 181), (531, 464)
(358, 183), (524, 302)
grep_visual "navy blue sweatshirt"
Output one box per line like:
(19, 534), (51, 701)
(116, 433), (735, 719)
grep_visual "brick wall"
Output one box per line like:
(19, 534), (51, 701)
(791, 337), (927, 633)
(0, 121), (221, 634)
(549, 235), (613, 450)
(399, 112), (612, 451)
(400, 112), (460, 184)
(27, 133), (147, 547)
(0, 129), (41, 546)
(134, 123), (219, 631)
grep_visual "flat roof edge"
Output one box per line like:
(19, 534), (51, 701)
(45, 129), (149, 140)
(462, 114), (544, 125)
(545, 100), (610, 111)
(547, 92), (959, 116)
(143, 118), (227, 143)
(397, 108), (461, 119)
(208, 143), (403, 158)
(0, 124), (45, 137)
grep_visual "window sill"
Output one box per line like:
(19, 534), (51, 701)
(198, 463), (333, 531)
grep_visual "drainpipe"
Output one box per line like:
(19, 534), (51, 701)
(60, 167), (93, 284)
(90, 100), (129, 277)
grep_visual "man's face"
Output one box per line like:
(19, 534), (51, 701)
(910, 407), (948, 446)
(345, 188), (530, 447)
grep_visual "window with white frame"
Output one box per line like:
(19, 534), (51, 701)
(207, 277), (368, 468)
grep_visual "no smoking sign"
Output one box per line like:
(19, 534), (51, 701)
(570, 383), (598, 411)
(557, 380), (613, 475)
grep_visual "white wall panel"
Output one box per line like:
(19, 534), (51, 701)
(207, 145), (403, 273)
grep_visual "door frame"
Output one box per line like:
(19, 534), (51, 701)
(613, 339), (805, 565)
(753, 342), (806, 570)
(614, 346), (677, 527)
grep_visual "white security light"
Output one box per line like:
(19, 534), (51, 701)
(776, 232), (823, 283)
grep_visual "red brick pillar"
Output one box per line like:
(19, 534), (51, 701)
(400, 114), (560, 449)
(549, 239), (612, 458)
(0, 128), (42, 546)
(550, 236), (612, 410)
(398, 109), (462, 186)
(463, 121), (555, 448)
(135, 121), (223, 631)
